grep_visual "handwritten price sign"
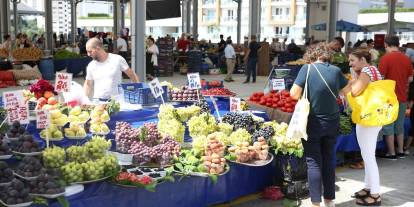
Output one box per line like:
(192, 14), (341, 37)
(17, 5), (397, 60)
(230, 97), (241, 112)
(272, 79), (286, 91)
(3, 91), (25, 124)
(36, 110), (50, 129)
(149, 78), (164, 99)
(55, 72), (72, 93)
(187, 73), (201, 89)
(18, 104), (29, 124)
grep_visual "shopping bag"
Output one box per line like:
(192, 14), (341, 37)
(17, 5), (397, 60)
(347, 79), (399, 127)
(286, 65), (310, 140)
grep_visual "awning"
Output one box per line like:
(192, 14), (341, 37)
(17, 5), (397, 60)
(17, 2), (44, 15)
(364, 21), (414, 32)
(311, 19), (366, 32)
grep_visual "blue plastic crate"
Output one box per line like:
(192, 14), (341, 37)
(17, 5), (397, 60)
(118, 83), (168, 105)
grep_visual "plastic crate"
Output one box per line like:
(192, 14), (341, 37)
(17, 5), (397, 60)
(118, 83), (168, 105)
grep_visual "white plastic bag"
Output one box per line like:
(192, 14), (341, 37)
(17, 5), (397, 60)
(62, 81), (91, 105)
(286, 65), (310, 140)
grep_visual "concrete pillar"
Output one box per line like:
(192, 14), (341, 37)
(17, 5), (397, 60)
(327, 0), (337, 41)
(45, 0), (54, 53)
(131, 0), (146, 81)
(182, 1), (186, 33)
(186, 0), (192, 35)
(120, 0), (125, 30)
(0, 0), (11, 42)
(387, 0), (396, 35)
(70, 0), (77, 45)
(248, 0), (260, 39)
(236, 0), (242, 45)
(192, 0), (198, 40)
(113, 0), (121, 36)
(12, 0), (20, 38)
(305, 0), (311, 41)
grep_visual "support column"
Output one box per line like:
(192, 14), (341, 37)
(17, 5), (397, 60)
(186, 0), (192, 35)
(235, 0), (242, 45)
(0, 0), (11, 42)
(131, 0), (146, 81)
(12, 0), (20, 38)
(70, 0), (79, 45)
(182, 1), (186, 33)
(192, 0), (198, 40)
(248, 0), (260, 39)
(305, 0), (311, 41)
(387, 0), (396, 35)
(120, 0), (125, 30)
(327, 0), (337, 41)
(45, 0), (53, 53)
(113, 0), (121, 36)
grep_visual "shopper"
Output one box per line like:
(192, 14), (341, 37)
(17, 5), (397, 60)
(115, 35), (128, 61)
(378, 35), (413, 160)
(290, 42), (348, 207)
(270, 38), (282, 53)
(1, 34), (12, 51)
(281, 38), (288, 51)
(177, 33), (189, 52)
(366, 39), (379, 64)
(146, 36), (159, 79)
(218, 34), (226, 68)
(405, 81), (414, 155)
(224, 39), (236, 82)
(243, 35), (261, 84)
(347, 48), (383, 206)
(83, 38), (140, 100)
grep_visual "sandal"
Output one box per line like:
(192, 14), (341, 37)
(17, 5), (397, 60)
(356, 194), (381, 206)
(352, 189), (370, 199)
(350, 162), (364, 169)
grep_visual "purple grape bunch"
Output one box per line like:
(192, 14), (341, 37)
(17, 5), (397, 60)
(140, 122), (162, 147)
(115, 122), (140, 153)
(130, 136), (180, 165)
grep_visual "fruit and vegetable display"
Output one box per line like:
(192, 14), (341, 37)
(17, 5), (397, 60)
(42, 146), (65, 168)
(12, 47), (43, 60)
(175, 105), (201, 122)
(53, 49), (81, 59)
(201, 80), (223, 89)
(90, 105), (110, 135)
(115, 121), (181, 166)
(194, 100), (211, 114)
(201, 88), (236, 97)
(0, 161), (14, 184)
(0, 179), (32, 205)
(68, 106), (90, 123)
(14, 156), (44, 179)
(64, 122), (87, 138)
(114, 171), (154, 187)
(229, 128), (252, 146)
(28, 171), (65, 195)
(169, 86), (199, 101)
(29, 79), (56, 101)
(6, 121), (26, 139)
(157, 104), (186, 143)
(10, 134), (43, 153)
(222, 112), (257, 133)
(188, 113), (217, 138)
(248, 90), (297, 113)
(40, 124), (64, 140)
(265, 121), (304, 158)
(286, 59), (306, 65)
(252, 126), (275, 142)
(202, 135), (226, 174)
(49, 109), (69, 127)
(0, 48), (8, 58)
(227, 137), (269, 164)
(0, 136), (11, 156)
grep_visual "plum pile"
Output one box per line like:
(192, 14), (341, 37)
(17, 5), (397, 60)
(0, 161), (14, 183)
(0, 136), (11, 156)
(6, 121), (26, 138)
(29, 173), (64, 195)
(10, 134), (42, 153)
(0, 179), (32, 205)
(170, 86), (199, 101)
(15, 156), (43, 178)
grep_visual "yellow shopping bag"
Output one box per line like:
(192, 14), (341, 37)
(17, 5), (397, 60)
(347, 80), (399, 127)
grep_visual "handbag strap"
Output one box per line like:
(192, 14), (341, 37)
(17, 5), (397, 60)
(311, 63), (337, 100)
(303, 64), (310, 99)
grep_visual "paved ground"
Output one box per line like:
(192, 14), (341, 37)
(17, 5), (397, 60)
(1, 73), (414, 207)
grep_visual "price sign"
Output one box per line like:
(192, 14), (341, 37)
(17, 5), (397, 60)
(187, 73), (201, 89)
(272, 79), (286, 91)
(230, 97), (241, 112)
(3, 91), (24, 124)
(55, 72), (72, 93)
(36, 110), (50, 129)
(18, 103), (29, 124)
(149, 78), (164, 99)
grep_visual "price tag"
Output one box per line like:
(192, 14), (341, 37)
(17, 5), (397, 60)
(18, 103), (29, 124)
(272, 79), (286, 91)
(3, 91), (24, 124)
(55, 72), (72, 93)
(187, 73), (201, 89)
(36, 110), (50, 129)
(149, 78), (164, 99)
(230, 97), (241, 112)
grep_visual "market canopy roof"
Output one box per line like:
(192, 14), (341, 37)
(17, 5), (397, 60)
(364, 21), (414, 32)
(311, 19), (366, 32)
(17, 2), (44, 15)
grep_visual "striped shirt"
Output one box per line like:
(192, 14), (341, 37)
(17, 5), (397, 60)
(361, 66), (383, 82)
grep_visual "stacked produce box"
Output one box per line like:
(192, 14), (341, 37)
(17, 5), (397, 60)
(157, 37), (174, 77)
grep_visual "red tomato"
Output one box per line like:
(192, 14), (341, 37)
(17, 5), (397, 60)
(272, 104), (278, 108)
(285, 103), (292, 108)
(266, 102), (272, 107)
(286, 107), (294, 113)
(281, 107), (287, 112)
(272, 98), (278, 103)
(277, 100), (284, 107)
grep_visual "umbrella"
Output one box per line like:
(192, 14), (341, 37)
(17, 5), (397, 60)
(311, 19), (366, 32)
(364, 21), (414, 32)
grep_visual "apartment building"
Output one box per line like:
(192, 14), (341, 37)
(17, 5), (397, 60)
(52, 0), (71, 35)
(198, 0), (306, 43)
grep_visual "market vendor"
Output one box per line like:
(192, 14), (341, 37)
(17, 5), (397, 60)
(83, 37), (140, 101)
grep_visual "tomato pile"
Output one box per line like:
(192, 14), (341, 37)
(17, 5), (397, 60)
(248, 90), (297, 113)
(202, 88), (236, 97)
(208, 80), (222, 87)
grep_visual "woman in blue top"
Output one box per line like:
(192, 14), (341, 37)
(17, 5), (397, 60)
(290, 42), (349, 207)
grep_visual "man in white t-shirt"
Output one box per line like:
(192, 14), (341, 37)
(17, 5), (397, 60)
(115, 36), (128, 61)
(83, 38), (139, 100)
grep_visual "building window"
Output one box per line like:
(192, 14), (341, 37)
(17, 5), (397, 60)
(286, 27), (290, 34)
(285, 8), (290, 16)
(227, 10), (234, 20)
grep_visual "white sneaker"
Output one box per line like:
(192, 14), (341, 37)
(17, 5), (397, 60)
(404, 150), (410, 155)
(324, 200), (335, 207)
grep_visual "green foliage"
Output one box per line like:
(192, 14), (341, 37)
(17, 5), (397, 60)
(54, 49), (81, 60)
(360, 7), (414, 14)
(88, 13), (110, 17)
